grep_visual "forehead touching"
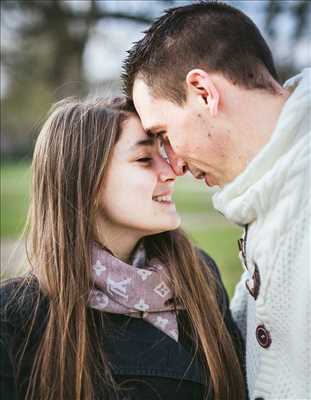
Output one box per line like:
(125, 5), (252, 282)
(115, 115), (157, 155)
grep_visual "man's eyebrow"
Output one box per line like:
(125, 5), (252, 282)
(145, 126), (165, 136)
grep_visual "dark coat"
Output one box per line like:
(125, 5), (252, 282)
(0, 251), (244, 400)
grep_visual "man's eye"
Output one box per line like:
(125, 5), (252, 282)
(159, 135), (167, 146)
(159, 143), (168, 159)
(161, 133), (169, 143)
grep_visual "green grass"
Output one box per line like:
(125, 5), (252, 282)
(1, 162), (31, 237)
(1, 162), (243, 297)
(186, 227), (242, 299)
(174, 174), (214, 214)
(174, 190), (214, 214)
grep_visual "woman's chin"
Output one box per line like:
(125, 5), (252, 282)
(154, 214), (182, 233)
(172, 214), (182, 229)
(136, 211), (182, 236)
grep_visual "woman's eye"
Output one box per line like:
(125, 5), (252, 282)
(137, 157), (152, 163)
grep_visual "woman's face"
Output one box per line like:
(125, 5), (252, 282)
(97, 115), (181, 241)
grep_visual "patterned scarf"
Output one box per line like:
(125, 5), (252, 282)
(88, 242), (181, 342)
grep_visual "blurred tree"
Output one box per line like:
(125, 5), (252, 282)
(264, 0), (310, 82)
(1, 0), (157, 89)
(1, 0), (310, 158)
(1, 0), (177, 157)
(265, 0), (310, 40)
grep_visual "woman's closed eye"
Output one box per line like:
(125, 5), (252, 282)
(137, 156), (153, 164)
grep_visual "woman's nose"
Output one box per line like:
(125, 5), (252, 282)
(163, 141), (187, 176)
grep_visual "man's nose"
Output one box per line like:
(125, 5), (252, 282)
(157, 154), (176, 183)
(163, 141), (187, 176)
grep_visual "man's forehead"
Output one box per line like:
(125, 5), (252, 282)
(133, 78), (169, 133)
(135, 111), (163, 135)
(133, 78), (168, 111)
(133, 78), (153, 102)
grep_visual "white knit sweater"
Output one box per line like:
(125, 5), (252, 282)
(213, 69), (311, 400)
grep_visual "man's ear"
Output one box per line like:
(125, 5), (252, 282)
(186, 69), (219, 117)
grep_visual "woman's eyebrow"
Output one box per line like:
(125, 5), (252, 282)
(131, 138), (156, 150)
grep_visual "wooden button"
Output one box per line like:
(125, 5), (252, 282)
(245, 262), (260, 300)
(256, 325), (271, 348)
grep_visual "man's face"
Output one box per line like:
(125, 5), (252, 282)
(133, 78), (237, 187)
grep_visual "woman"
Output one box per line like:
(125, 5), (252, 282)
(0, 97), (246, 400)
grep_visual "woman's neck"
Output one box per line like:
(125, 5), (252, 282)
(94, 219), (141, 263)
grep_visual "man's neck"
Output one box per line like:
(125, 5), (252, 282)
(225, 85), (290, 180)
(243, 88), (289, 163)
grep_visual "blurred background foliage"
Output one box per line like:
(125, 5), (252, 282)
(1, 0), (310, 158)
(1, 0), (310, 294)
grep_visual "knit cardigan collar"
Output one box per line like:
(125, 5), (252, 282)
(212, 68), (311, 226)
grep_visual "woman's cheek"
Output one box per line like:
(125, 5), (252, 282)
(133, 182), (154, 208)
(114, 165), (157, 212)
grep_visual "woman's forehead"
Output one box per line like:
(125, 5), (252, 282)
(119, 115), (153, 150)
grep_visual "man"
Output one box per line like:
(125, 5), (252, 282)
(122, 2), (310, 400)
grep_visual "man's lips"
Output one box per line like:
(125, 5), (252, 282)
(204, 174), (217, 187)
(204, 175), (212, 186)
(185, 165), (217, 187)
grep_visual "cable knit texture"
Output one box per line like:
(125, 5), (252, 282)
(213, 69), (311, 400)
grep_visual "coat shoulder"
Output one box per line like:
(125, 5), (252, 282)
(0, 275), (43, 332)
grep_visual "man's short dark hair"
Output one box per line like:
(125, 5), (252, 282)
(122, 1), (279, 104)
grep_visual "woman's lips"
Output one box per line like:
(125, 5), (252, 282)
(152, 193), (176, 208)
(153, 198), (175, 207)
(154, 201), (175, 207)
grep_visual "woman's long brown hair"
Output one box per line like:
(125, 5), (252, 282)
(12, 97), (245, 399)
